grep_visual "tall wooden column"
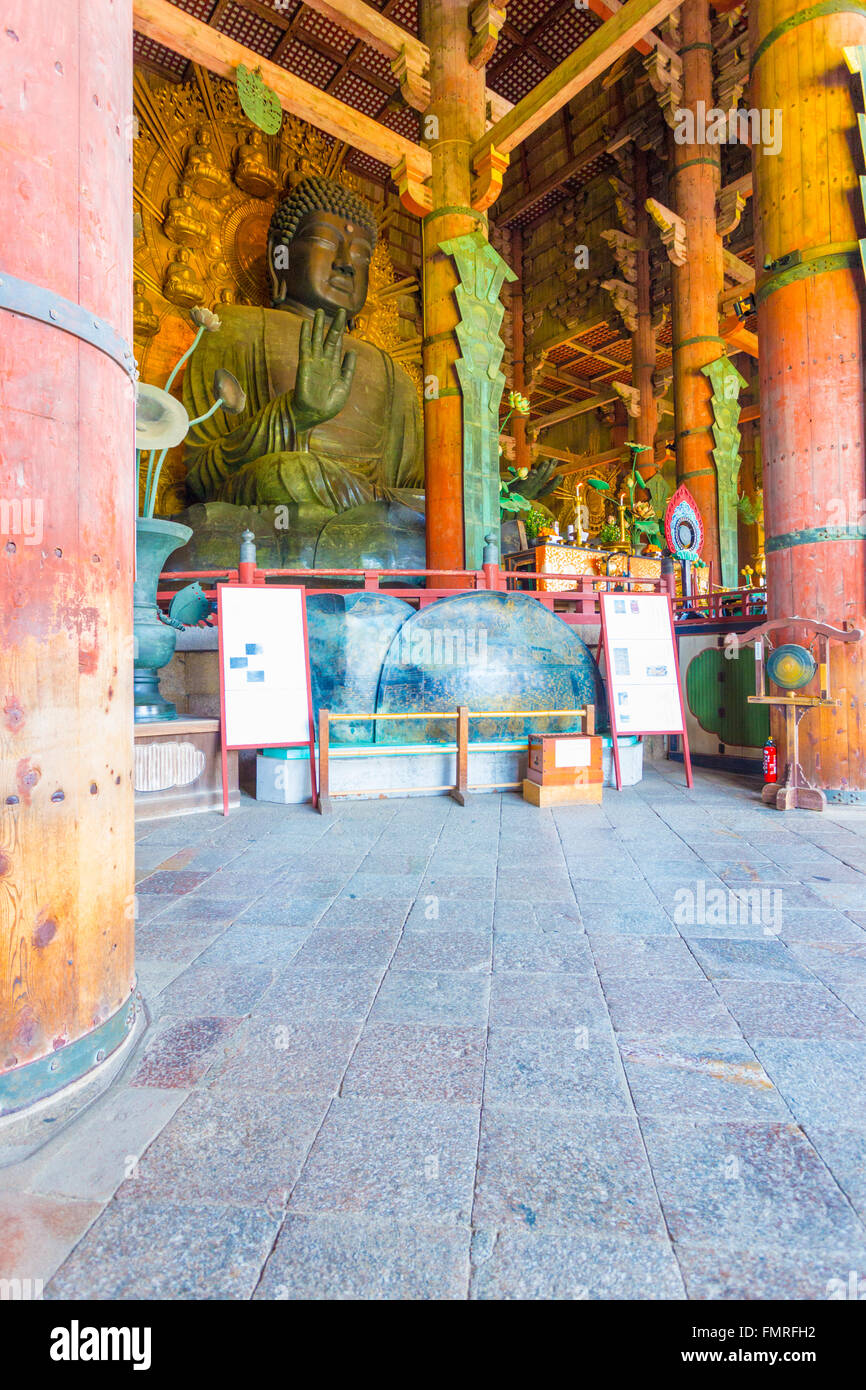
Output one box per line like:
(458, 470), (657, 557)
(671, 0), (724, 573)
(419, 0), (488, 574)
(752, 0), (866, 798)
(633, 149), (658, 453)
(0, 0), (136, 1133)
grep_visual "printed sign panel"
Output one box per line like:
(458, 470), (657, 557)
(600, 593), (687, 735)
(218, 585), (312, 748)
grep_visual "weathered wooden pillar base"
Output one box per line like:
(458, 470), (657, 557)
(0, 998), (145, 1168)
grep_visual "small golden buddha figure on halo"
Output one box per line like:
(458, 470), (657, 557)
(163, 182), (207, 248)
(163, 247), (206, 309)
(185, 127), (231, 200)
(133, 278), (160, 338)
(234, 130), (279, 199)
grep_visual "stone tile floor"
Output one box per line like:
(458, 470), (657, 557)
(4, 764), (866, 1299)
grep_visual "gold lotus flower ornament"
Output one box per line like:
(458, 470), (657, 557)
(508, 390), (530, 416)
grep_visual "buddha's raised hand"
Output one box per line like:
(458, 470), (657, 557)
(291, 308), (357, 441)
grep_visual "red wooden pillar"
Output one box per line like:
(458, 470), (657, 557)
(671, 0), (724, 575)
(752, 0), (866, 799)
(0, 0), (136, 1138)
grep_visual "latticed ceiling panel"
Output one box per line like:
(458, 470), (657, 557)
(300, 7), (358, 55)
(535, 5), (598, 63)
(276, 40), (341, 87)
(491, 48), (550, 104)
(331, 70), (387, 116)
(376, 0), (419, 35)
(134, 32), (189, 76)
(217, 0), (283, 52)
(172, 0), (218, 20)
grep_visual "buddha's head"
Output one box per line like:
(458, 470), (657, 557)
(267, 175), (377, 324)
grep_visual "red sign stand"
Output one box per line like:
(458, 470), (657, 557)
(217, 582), (318, 815)
(599, 591), (693, 791)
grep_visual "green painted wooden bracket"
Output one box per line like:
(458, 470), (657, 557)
(439, 231), (516, 569)
(701, 355), (748, 590)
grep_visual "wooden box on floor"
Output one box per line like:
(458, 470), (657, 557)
(523, 732), (603, 806)
(134, 717), (239, 819)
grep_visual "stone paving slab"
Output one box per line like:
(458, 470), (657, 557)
(122, 1090), (329, 1206)
(474, 1107), (667, 1239)
(46, 1199), (281, 1300)
(341, 1023), (486, 1103)
(0, 1193), (104, 1288)
(675, 1245), (866, 1300)
(207, 1016), (360, 1096)
(370, 969), (490, 1027)
(6, 766), (863, 1301)
(748, 1040), (866, 1128)
(717, 981), (866, 1041)
(482, 1027), (631, 1115)
(642, 1119), (866, 1249)
(287, 1098), (478, 1225)
(617, 1039), (792, 1121)
(469, 1229), (686, 1300)
(255, 1214), (470, 1299)
(686, 938), (816, 983)
(602, 979), (741, 1038)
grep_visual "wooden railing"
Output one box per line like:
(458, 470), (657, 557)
(157, 560), (670, 624)
(317, 704), (594, 813)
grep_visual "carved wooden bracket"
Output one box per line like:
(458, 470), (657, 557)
(600, 278), (638, 334)
(612, 381), (641, 418)
(469, 0), (507, 69)
(392, 153), (433, 217)
(609, 175), (636, 235)
(601, 229), (640, 284)
(644, 48), (683, 130)
(717, 186), (747, 239)
(652, 302), (671, 335)
(471, 143), (510, 212)
(390, 45), (431, 112)
(653, 367), (672, 397)
(646, 197), (687, 267)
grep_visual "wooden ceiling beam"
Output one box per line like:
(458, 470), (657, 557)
(500, 137), (607, 226)
(299, 0), (428, 68)
(533, 390), (620, 432)
(133, 0), (431, 174)
(720, 313), (759, 358)
(473, 0), (685, 161)
(585, 0), (679, 62)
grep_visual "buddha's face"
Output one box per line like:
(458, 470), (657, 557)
(271, 209), (372, 319)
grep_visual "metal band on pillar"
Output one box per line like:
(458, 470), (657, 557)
(0, 271), (137, 381)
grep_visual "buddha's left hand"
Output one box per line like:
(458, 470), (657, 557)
(291, 308), (357, 441)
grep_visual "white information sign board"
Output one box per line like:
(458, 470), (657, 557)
(217, 584), (317, 812)
(599, 591), (692, 790)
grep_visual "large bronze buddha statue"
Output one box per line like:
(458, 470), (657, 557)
(182, 176), (424, 542)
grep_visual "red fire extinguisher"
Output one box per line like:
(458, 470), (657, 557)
(763, 736), (777, 784)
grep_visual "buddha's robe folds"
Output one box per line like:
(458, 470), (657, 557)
(183, 304), (423, 512)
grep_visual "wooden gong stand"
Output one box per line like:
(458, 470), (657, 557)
(732, 618), (863, 812)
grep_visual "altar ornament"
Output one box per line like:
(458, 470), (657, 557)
(235, 64), (282, 135)
(664, 483), (705, 602)
(732, 618), (864, 812)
